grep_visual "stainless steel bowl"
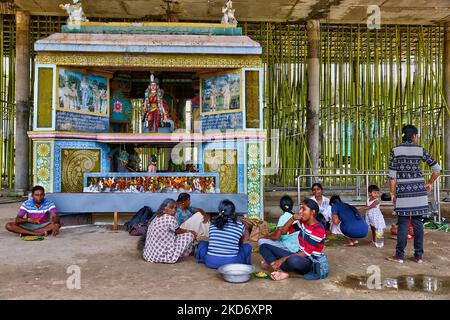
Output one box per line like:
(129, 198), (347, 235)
(217, 263), (255, 283)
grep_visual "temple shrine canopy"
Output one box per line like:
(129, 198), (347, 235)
(29, 22), (266, 218)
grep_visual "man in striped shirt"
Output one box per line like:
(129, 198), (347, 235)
(5, 185), (61, 237)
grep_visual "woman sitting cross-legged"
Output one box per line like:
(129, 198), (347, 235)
(143, 198), (197, 263)
(259, 199), (326, 281)
(195, 199), (252, 269)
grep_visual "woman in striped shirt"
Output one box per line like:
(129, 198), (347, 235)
(259, 199), (326, 281)
(195, 199), (252, 269)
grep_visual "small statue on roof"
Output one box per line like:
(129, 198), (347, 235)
(59, 0), (89, 24)
(221, 0), (238, 25)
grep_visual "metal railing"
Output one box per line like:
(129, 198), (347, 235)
(297, 171), (446, 223)
(297, 173), (390, 202)
(265, 167), (360, 190)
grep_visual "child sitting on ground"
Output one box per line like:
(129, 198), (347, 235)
(359, 185), (386, 244)
(257, 195), (300, 253)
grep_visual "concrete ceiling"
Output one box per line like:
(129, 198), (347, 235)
(11, 0), (450, 25)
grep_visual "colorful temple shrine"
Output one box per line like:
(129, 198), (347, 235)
(29, 22), (265, 218)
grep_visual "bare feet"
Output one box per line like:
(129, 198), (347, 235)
(270, 270), (289, 281)
(408, 257), (424, 264)
(386, 256), (404, 264)
(345, 239), (359, 246)
(344, 239), (355, 246)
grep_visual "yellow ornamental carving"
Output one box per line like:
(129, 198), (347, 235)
(61, 149), (100, 193)
(35, 53), (262, 69)
(37, 143), (51, 157)
(37, 167), (50, 181)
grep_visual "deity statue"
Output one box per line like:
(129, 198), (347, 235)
(59, 0), (89, 24)
(142, 74), (173, 133)
(221, 0), (238, 25)
(147, 154), (158, 173)
(142, 74), (161, 132)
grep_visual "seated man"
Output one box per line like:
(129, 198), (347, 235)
(5, 185), (61, 237)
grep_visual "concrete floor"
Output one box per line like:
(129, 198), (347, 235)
(1, 202), (449, 300)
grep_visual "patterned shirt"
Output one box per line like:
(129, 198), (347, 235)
(389, 141), (441, 216)
(143, 214), (194, 263)
(17, 198), (57, 223)
(389, 142), (441, 181)
(207, 221), (245, 257)
(289, 221), (326, 257)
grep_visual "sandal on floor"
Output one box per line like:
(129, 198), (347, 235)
(386, 256), (404, 264)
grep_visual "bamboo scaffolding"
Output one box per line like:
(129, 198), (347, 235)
(0, 16), (445, 191)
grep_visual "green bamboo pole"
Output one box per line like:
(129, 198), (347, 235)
(0, 16), (4, 187)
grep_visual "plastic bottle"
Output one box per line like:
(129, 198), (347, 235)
(375, 229), (384, 248)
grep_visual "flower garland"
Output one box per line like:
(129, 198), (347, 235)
(86, 176), (217, 193)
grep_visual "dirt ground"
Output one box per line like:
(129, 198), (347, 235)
(1, 202), (449, 300)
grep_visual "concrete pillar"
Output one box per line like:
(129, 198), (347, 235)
(306, 20), (320, 180)
(445, 25), (450, 188)
(14, 11), (30, 193)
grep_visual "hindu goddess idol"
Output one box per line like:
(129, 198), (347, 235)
(142, 74), (173, 133)
(142, 74), (161, 132)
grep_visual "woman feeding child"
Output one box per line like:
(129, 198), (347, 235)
(259, 199), (326, 281)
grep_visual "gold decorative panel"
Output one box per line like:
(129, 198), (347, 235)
(245, 70), (260, 128)
(35, 53), (262, 69)
(61, 149), (101, 193)
(37, 67), (53, 128)
(204, 149), (237, 194)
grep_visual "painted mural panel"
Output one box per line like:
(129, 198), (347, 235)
(204, 149), (238, 194)
(34, 142), (53, 192)
(61, 149), (101, 193)
(245, 70), (260, 129)
(200, 70), (241, 114)
(54, 141), (109, 192)
(37, 68), (53, 128)
(110, 77), (132, 123)
(57, 68), (110, 116)
(246, 143), (263, 218)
